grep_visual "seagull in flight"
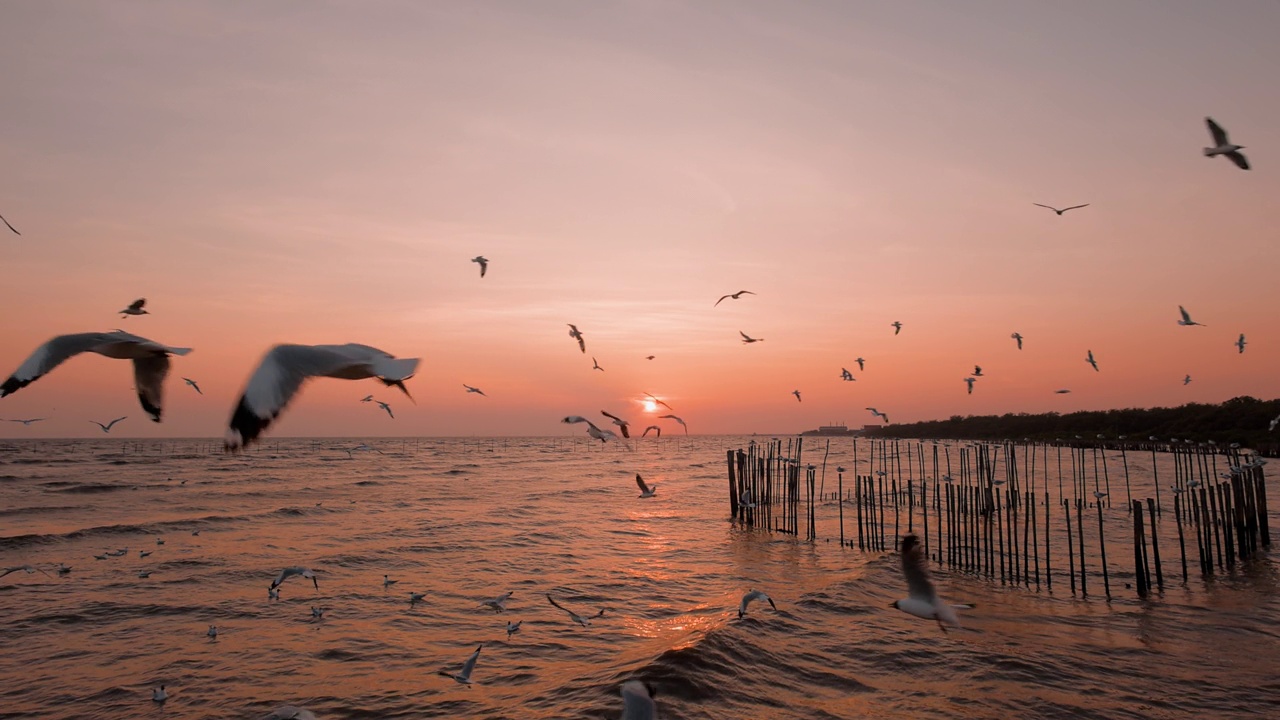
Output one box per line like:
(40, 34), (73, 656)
(481, 591), (512, 612)
(737, 589), (777, 618)
(866, 407), (889, 423)
(360, 394), (373, 403)
(269, 567), (319, 591)
(463, 384), (487, 397)
(635, 473), (657, 498)
(376, 400), (394, 419)
(439, 644), (483, 685)
(891, 534), (969, 633)
(642, 392), (673, 410)
(1011, 332), (1023, 350)
(90, 416), (128, 433)
(1236, 333), (1247, 354)
(471, 256), (488, 278)
(1085, 350), (1099, 371)
(562, 415), (617, 443)
(1, 330), (192, 422)
(855, 357), (865, 371)
(791, 390), (802, 403)
(840, 368), (855, 381)
(645, 355), (655, 360)
(601, 410), (631, 438)
(1269, 414), (1280, 432)
(1055, 389), (1071, 394)
(1033, 203), (1090, 216)
(180, 377), (202, 395)
(546, 594), (605, 627)
(1177, 306), (1206, 327)
(1183, 374), (1192, 386)
(641, 425), (661, 438)
(223, 343), (418, 449)
(891, 321), (902, 335)
(739, 331), (764, 344)
(0, 213), (19, 235)
(659, 414), (687, 434)
(567, 324), (586, 353)
(1204, 117), (1250, 170)
(972, 365), (983, 377)
(620, 680), (658, 720)
(8, 418), (44, 426)
(964, 377), (976, 394)
(119, 298), (149, 317)
(714, 290), (756, 307)
(592, 357), (604, 372)
(1, 564), (52, 579)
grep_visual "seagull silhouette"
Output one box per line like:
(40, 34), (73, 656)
(0, 213), (19, 235)
(1177, 306), (1206, 327)
(739, 331), (763, 344)
(471, 256), (488, 278)
(891, 321), (903, 335)
(1236, 333), (1247, 354)
(463, 384), (487, 397)
(1085, 350), (1099, 372)
(119, 298), (148, 317)
(791, 390), (802, 402)
(567, 324), (586, 353)
(964, 377), (976, 394)
(855, 357), (865, 371)
(183, 377), (202, 394)
(376, 401), (394, 419)
(592, 357), (604, 372)
(90, 416), (128, 433)
(714, 290), (755, 306)
(1033, 203), (1089, 216)
(1204, 117), (1249, 170)
(1011, 333), (1023, 350)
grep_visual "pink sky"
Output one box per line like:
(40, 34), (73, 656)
(2, 1), (1278, 438)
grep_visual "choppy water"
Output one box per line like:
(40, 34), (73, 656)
(1, 437), (1278, 719)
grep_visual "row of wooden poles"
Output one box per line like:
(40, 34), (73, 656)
(726, 438), (1272, 598)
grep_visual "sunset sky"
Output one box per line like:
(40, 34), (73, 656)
(2, 1), (1278, 439)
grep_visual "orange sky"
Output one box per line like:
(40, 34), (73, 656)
(2, 1), (1279, 439)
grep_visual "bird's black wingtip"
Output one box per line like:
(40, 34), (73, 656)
(138, 393), (162, 422)
(227, 397), (270, 451)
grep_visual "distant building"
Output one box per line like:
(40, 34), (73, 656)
(800, 422), (860, 437)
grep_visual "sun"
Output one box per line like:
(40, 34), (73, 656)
(642, 399), (658, 413)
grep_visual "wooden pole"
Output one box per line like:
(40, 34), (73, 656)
(1147, 498), (1164, 591)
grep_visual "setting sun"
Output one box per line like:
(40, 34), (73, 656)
(643, 399), (658, 413)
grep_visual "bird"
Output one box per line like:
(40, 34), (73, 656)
(360, 394), (373, 403)
(139, 550), (151, 558)
(1269, 414), (1280, 432)
(1033, 203), (1090, 215)
(137, 571), (151, 578)
(269, 567), (319, 591)
(546, 594), (604, 627)
(56, 564), (71, 576)
(310, 606), (325, 620)
(268, 586), (279, 601)
(207, 625), (218, 639)
(891, 321), (903, 335)
(119, 298), (149, 317)
(152, 686), (167, 703)
(739, 331), (763, 344)
(90, 416), (128, 433)
(1, 564), (52, 579)
(1093, 491), (1108, 500)
(658, 414), (687, 434)
(375, 400), (394, 419)
(1184, 374), (1192, 386)
(1204, 117), (1250, 170)
(645, 355), (656, 360)
(439, 644), (482, 685)
(8, 418), (44, 426)
(481, 592), (512, 613)
(182, 377), (202, 394)
(1085, 350), (1099, 371)
(1177, 305), (1206, 327)
(641, 425), (661, 438)
(471, 255), (488, 278)
(635, 473), (657, 498)
(408, 592), (426, 607)
(383, 574), (398, 588)
(224, 343), (418, 449)
(855, 357), (865, 371)
(506, 620), (522, 639)
(601, 410), (631, 438)
(1, 330), (192, 422)
(592, 357), (604, 372)
(792, 390), (802, 402)
(1011, 332), (1023, 350)
(642, 392), (673, 410)
(737, 589), (777, 618)
(866, 407), (889, 423)
(620, 680), (658, 720)
(563, 416), (617, 443)
(265, 707), (318, 720)
(1236, 334), (1247, 354)
(840, 368), (854, 381)
(0, 213), (19, 235)
(567, 324), (586, 353)
(964, 377), (976, 394)
(714, 290), (756, 306)
(972, 365), (983, 377)
(891, 534), (968, 633)
(1055, 389), (1072, 394)
(463, 384), (486, 397)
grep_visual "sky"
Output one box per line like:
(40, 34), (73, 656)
(2, 0), (1279, 439)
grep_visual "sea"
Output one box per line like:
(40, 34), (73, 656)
(1, 436), (1278, 719)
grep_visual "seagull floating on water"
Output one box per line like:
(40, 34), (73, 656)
(119, 298), (149, 317)
(90, 416), (128, 433)
(546, 594), (605, 627)
(207, 625), (218, 639)
(620, 680), (658, 720)
(152, 686), (167, 703)
(1011, 333), (1023, 350)
(658, 414), (687, 434)
(0, 213), (19, 235)
(1236, 334), (1247, 354)
(481, 591), (512, 613)
(635, 473), (657, 498)
(383, 574), (398, 588)
(1, 330), (191, 422)
(1033, 203), (1089, 216)
(224, 343), (417, 449)
(714, 290), (755, 306)
(892, 534), (969, 633)
(1085, 350), (1099, 372)
(269, 567), (319, 591)
(471, 255), (488, 278)
(439, 644), (482, 685)
(567, 324), (586, 353)
(1203, 117), (1250, 170)
(739, 331), (763, 344)
(737, 589), (777, 618)
(408, 592), (425, 607)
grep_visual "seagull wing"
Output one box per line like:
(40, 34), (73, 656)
(0, 213), (18, 235)
(132, 354), (173, 422)
(1179, 306), (1191, 323)
(459, 645), (482, 680)
(577, 336), (586, 353)
(635, 474), (652, 494)
(901, 535), (937, 602)
(2, 333), (135, 398)
(620, 681), (657, 720)
(105, 416), (127, 431)
(1225, 150), (1250, 170)
(546, 594), (572, 616)
(128, 298), (146, 312)
(1206, 117), (1228, 146)
(1032, 203), (1058, 212)
(1060, 204), (1090, 212)
(714, 294), (732, 306)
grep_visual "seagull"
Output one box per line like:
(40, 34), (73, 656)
(592, 357), (604, 372)
(658, 414), (688, 434)
(1011, 333), (1023, 350)
(119, 298), (149, 317)
(1269, 414), (1280, 432)
(739, 331), (764, 344)
(471, 256), (488, 278)
(568, 324), (586, 353)
(1033, 203), (1090, 216)
(601, 410), (631, 438)
(1204, 117), (1250, 170)
(269, 567), (319, 591)
(1, 564), (52, 579)
(360, 395), (373, 403)
(635, 473), (657, 498)
(546, 594), (604, 627)
(620, 680), (658, 720)
(1085, 350), (1099, 372)
(1177, 305), (1206, 327)
(866, 407), (889, 423)
(481, 592), (512, 613)
(152, 686), (167, 703)
(642, 392), (673, 410)
(1184, 374), (1192, 386)
(138, 571), (151, 578)
(840, 368), (855, 381)
(1055, 389), (1071, 394)
(641, 425), (661, 438)
(792, 390), (802, 402)
(8, 418), (44, 426)
(139, 550), (151, 558)
(223, 343), (418, 449)
(1, 330), (192, 422)
(90, 416), (128, 433)
(56, 564), (71, 576)
(737, 589), (777, 618)
(439, 644), (482, 685)
(383, 574), (398, 588)
(891, 534), (968, 633)
(409, 592), (426, 607)
(1093, 491), (1108, 500)
(506, 620), (522, 639)
(375, 400), (394, 419)
(207, 625), (218, 639)
(964, 377), (976, 394)
(972, 365), (983, 377)
(855, 357), (865, 371)
(463, 384), (486, 397)
(714, 290), (756, 307)
(891, 321), (902, 335)
(563, 416), (616, 443)
(182, 377), (202, 394)
(1236, 333), (1247, 354)
(268, 586), (279, 600)
(310, 606), (325, 620)
(645, 355), (656, 360)
(0, 213), (19, 235)
(265, 707), (318, 720)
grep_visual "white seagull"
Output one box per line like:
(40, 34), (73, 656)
(269, 567), (319, 591)
(635, 473), (657, 498)
(964, 377), (976, 394)
(409, 592), (426, 607)
(658, 414), (688, 434)
(1085, 350), (1099, 371)
(1269, 414), (1280, 432)
(642, 392), (673, 410)
(506, 620), (522, 639)
(119, 298), (149, 317)
(1, 564), (52, 579)
(471, 255), (488, 278)
(207, 625), (218, 639)
(1204, 117), (1250, 170)
(866, 407), (889, 423)
(90, 416), (128, 433)
(152, 686), (167, 703)
(1033, 203), (1089, 216)
(546, 594), (604, 627)
(265, 707), (318, 720)
(375, 400), (394, 419)
(481, 592), (512, 613)
(641, 425), (661, 438)
(568, 324), (586, 353)
(562, 415), (616, 443)
(620, 680), (658, 720)
(1236, 333), (1247, 354)
(739, 331), (764, 344)
(183, 377), (202, 394)
(737, 589), (777, 618)
(0, 213), (19, 235)
(439, 644), (482, 685)
(223, 343), (418, 449)
(1011, 333), (1023, 350)
(714, 290), (755, 306)
(463, 384), (486, 397)
(1177, 306), (1206, 327)
(8, 418), (44, 426)
(891, 534), (969, 633)
(601, 410), (631, 438)
(1, 330), (192, 422)
(383, 574), (398, 588)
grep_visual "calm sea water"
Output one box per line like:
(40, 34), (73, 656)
(1, 436), (1278, 719)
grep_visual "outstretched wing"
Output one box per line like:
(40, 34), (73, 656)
(133, 354), (172, 422)
(1060, 204), (1089, 212)
(2, 332), (125, 398)
(1225, 150), (1250, 170)
(900, 535), (937, 602)
(226, 345), (367, 450)
(635, 474), (652, 494)
(0, 213), (19, 235)
(1205, 117), (1228, 146)
(460, 645), (482, 679)
(127, 298), (147, 312)
(714, 294), (732, 306)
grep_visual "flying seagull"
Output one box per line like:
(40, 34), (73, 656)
(223, 343), (418, 449)
(1011, 332), (1023, 350)
(0, 213), (19, 235)
(620, 680), (658, 720)
(1, 331), (191, 422)
(1183, 374), (1192, 386)
(642, 392), (673, 410)
(641, 425), (661, 438)
(737, 589), (777, 618)
(635, 473), (657, 498)
(891, 534), (969, 633)
(855, 357), (865, 371)
(1236, 333), (1247, 354)
(891, 321), (903, 335)
(592, 357), (604, 372)
(1085, 350), (1099, 372)
(1, 564), (52, 579)
(360, 394), (373, 403)
(1204, 117), (1249, 170)
(840, 368), (855, 381)
(739, 331), (764, 344)
(645, 355), (655, 360)
(439, 644), (483, 685)
(270, 567), (318, 591)
(866, 407), (889, 423)
(8, 418), (44, 426)
(1033, 203), (1089, 215)
(546, 593), (605, 627)
(659, 414), (687, 434)
(90, 416), (128, 433)
(714, 290), (756, 306)
(567, 324), (586, 353)
(601, 410), (631, 438)
(562, 415), (616, 443)
(471, 256), (488, 278)
(964, 377), (976, 394)
(972, 365), (983, 377)
(376, 400), (394, 419)
(1269, 414), (1280, 432)
(1055, 389), (1071, 394)
(481, 591), (512, 613)
(183, 377), (202, 395)
(119, 298), (149, 317)
(791, 389), (802, 403)
(463, 384), (487, 397)
(1177, 306), (1206, 327)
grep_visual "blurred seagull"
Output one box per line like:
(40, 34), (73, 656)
(891, 321), (903, 335)
(645, 355), (656, 360)
(463, 384), (487, 397)
(119, 298), (149, 317)
(972, 365), (983, 377)
(642, 392), (673, 410)
(409, 592), (426, 607)
(90, 416), (128, 433)
(269, 567), (319, 591)
(567, 324), (586, 353)
(1011, 332), (1023, 350)
(891, 534), (969, 633)
(1177, 306), (1206, 327)
(714, 290), (755, 306)
(1236, 333), (1247, 354)
(620, 680), (658, 720)
(1, 564), (52, 579)
(739, 331), (763, 344)
(546, 594), (604, 627)
(0, 213), (19, 235)
(737, 589), (777, 618)
(641, 425), (661, 438)
(439, 644), (482, 685)
(360, 395), (373, 403)
(183, 377), (202, 394)
(1, 330), (191, 422)
(8, 418), (44, 426)
(1033, 203), (1089, 216)
(562, 415), (615, 443)
(1184, 374), (1192, 386)
(1204, 117), (1250, 170)
(792, 390), (802, 402)
(601, 410), (631, 438)
(481, 592), (512, 613)
(224, 343), (418, 449)
(1085, 350), (1099, 371)
(265, 707), (318, 720)
(383, 574), (398, 588)
(375, 400), (394, 419)
(855, 357), (865, 371)
(635, 473), (657, 498)
(659, 414), (688, 434)
(471, 255), (488, 278)
(866, 407), (889, 423)
(840, 368), (855, 381)
(207, 625), (218, 640)
(1269, 414), (1280, 432)
(964, 377), (976, 394)
(506, 620), (522, 639)
(1055, 389), (1072, 394)
(592, 357), (604, 372)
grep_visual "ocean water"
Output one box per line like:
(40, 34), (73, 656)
(1, 436), (1278, 719)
